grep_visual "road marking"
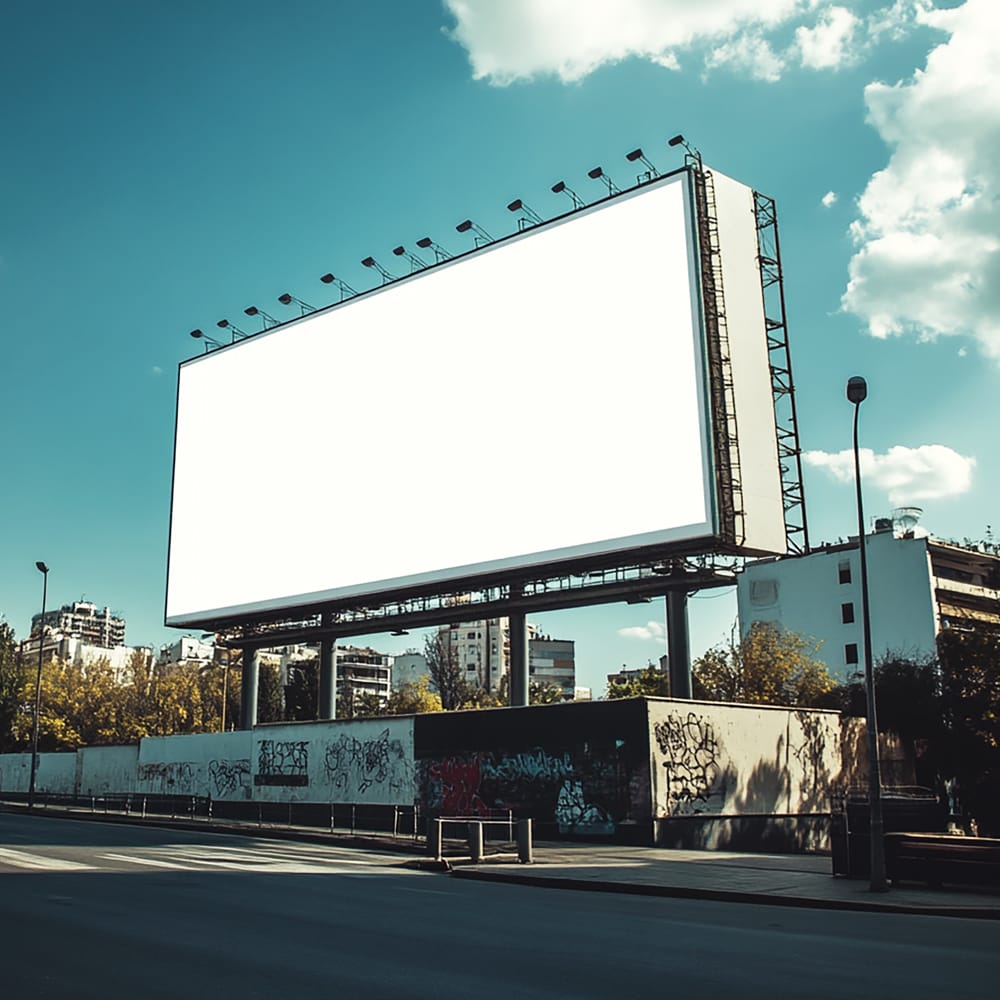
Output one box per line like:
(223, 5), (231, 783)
(99, 854), (200, 871)
(0, 847), (94, 871)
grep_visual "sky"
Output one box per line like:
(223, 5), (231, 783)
(2, 0), (997, 697)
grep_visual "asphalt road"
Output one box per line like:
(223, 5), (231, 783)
(1, 812), (997, 999)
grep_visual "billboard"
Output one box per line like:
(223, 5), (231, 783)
(166, 167), (784, 628)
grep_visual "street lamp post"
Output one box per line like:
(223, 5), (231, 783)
(847, 376), (889, 892)
(28, 561), (49, 810)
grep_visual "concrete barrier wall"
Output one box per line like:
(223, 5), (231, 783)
(137, 732), (253, 800)
(252, 719), (415, 805)
(0, 752), (77, 795)
(77, 745), (140, 796)
(648, 698), (843, 850)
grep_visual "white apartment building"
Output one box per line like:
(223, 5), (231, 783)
(31, 600), (126, 648)
(738, 517), (1000, 678)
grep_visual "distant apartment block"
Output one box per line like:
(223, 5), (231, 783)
(738, 514), (1000, 678)
(32, 600), (126, 648)
(529, 634), (576, 699)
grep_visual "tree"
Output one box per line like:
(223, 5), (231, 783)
(423, 630), (474, 710)
(257, 663), (284, 723)
(284, 659), (318, 721)
(385, 675), (443, 715)
(606, 665), (671, 700)
(692, 623), (834, 708)
(0, 621), (27, 752)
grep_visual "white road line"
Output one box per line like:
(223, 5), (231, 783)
(0, 847), (94, 872)
(99, 854), (201, 871)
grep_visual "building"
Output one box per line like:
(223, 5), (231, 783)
(737, 514), (1000, 678)
(19, 632), (151, 683)
(391, 651), (429, 689)
(336, 645), (392, 706)
(158, 636), (215, 670)
(31, 600), (125, 648)
(529, 634), (577, 699)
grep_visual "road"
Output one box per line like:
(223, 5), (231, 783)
(0, 812), (996, 999)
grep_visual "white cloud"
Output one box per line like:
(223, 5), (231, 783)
(803, 443), (976, 503)
(842, 0), (1000, 360)
(151, 365), (163, 376)
(618, 620), (666, 641)
(442, 2), (925, 84)
(795, 5), (860, 69)
(822, 190), (839, 207)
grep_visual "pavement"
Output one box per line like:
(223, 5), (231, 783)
(4, 799), (998, 919)
(445, 841), (1000, 919)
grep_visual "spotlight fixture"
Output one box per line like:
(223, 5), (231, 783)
(625, 147), (659, 183)
(506, 197), (544, 231)
(216, 318), (250, 342)
(587, 166), (621, 197)
(277, 292), (316, 315)
(551, 180), (584, 210)
(455, 219), (493, 247)
(190, 329), (224, 352)
(668, 133), (702, 166)
(416, 236), (452, 262)
(243, 305), (279, 329)
(392, 244), (427, 272)
(320, 273), (358, 300)
(390, 628), (410, 637)
(361, 255), (394, 284)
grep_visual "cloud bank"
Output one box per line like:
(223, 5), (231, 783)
(803, 443), (976, 503)
(841, 0), (1000, 361)
(618, 620), (666, 641)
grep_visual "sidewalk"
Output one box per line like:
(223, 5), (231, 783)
(447, 842), (1000, 920)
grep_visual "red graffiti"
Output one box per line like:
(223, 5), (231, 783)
(428, 754), (488, 816)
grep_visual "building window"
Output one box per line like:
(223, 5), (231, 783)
(838, 560), (851, 585)
(845, 643), (859, 665)
(749, 579), (778, 607)
(841, 602), (855, 625)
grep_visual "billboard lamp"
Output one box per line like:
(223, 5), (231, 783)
(455, 219), (493, 247)
(190, 329), (224, 352)
(217, 318), (250, 342)
(361, 256), (395, 285)
(392, 244), (427, 272)
(415, 236), (452, 262)
(668, 134), (702, 168)
(551, 180), (584, 209)
(320, 273), (358, 301)
(626, 147), (659, 182)
(587, 166), (621, 197)
(277, 292), (316, 315)
(506, 198), (543, 231)
(243, 305), (279, 330)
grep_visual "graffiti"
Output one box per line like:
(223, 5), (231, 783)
(480, 749), (574, 784)
(209, 758), (251, 798)
(137, 761), (195, 789)
(425, 754), (488, 816)
(255, 740), (309, 786)
(654, 712), (724, 814)
(322, 729), (413, 799)
(555, 780), (614, 835)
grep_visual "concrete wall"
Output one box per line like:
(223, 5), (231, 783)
(0, 752), (77, 795)
(137, 732), (253, 799)
(77, 745), (140, 796)
(648, 698), (843, 850)
(252, 719), (415, 805)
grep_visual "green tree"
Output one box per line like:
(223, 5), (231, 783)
(284, 659), (318, 721)
(692, 623), (834, 707)
(424, 631), (475, 710)
(606, 665), (671, 700)
(257, 662), (284, 723)
(385, 675), (443, 715)
(0, 621), (27, 752)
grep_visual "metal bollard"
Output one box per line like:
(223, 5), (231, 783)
(517, 818), (533, 864)
(427, 817), (443, 860)
(468, 821), (484, 864)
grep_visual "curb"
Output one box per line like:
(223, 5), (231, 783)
(449, 868), (1000, 920)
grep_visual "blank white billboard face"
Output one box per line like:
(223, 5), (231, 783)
(167, 171), (751, 626)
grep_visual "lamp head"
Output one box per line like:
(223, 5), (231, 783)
(392, 245), (406, 257)
(361, 257), (376, 268)
(551, 181), (566, 194)
(587, 167), (603, 179)
(415, 237), (432, 249)
(244, 306), (259, 317)
(320, 273), (336, 284)
(507, 199), (523, 212)
(668, 134), (685, 147)
(216, 319), (230, 329)
(456, 219), (473, 233)
(626, 148), (643, 162)
(36, 561), (48, 574)
(190, 329), (204, 339)
(847, 376), (868, 404)
(277, 293), (293, 305)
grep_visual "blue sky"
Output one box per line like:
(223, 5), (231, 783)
(2, 0), (996, 696)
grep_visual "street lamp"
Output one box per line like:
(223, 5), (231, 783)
(28, 561), (48, 810)
(847, 376), (889, 892)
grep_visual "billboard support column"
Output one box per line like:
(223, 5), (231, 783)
(240, 646), (260, 729)
(667, 590), (692, 699)
(319, 637), (337, 720)
(508, 607), (529, 707)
